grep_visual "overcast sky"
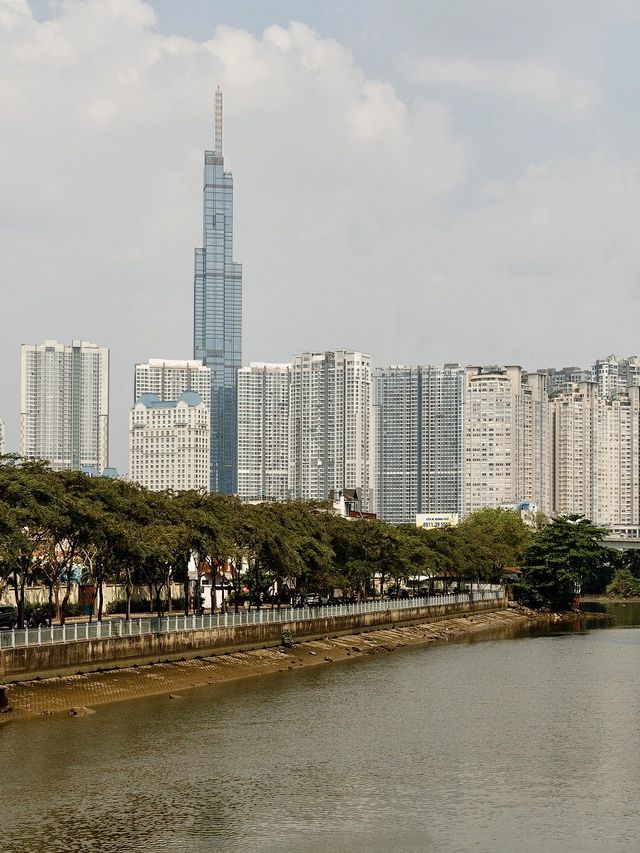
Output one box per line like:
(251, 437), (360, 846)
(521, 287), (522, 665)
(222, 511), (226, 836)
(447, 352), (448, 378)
(2, 0), (640, 471)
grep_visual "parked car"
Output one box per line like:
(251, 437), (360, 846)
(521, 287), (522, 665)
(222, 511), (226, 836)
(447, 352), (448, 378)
(0, 605), (18, 630)
(305, 593), (332, 607)
(387, 587), (410, 600)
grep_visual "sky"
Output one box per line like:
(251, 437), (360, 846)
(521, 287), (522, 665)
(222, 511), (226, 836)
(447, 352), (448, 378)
(2, 0), (640, 471)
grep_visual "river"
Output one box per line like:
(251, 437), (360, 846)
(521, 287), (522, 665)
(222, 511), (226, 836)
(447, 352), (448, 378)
(2, 604), (639, 852)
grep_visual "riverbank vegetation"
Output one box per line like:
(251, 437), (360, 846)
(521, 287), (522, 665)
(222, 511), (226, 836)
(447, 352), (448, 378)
(0, 457), (620, 625)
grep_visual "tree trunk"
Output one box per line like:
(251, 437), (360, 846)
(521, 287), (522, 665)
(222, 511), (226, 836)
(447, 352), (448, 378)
(60, 575), (73, 626)
(12, 570), (25, 629)
(97, 580), (104, 622)
(125, 580), (132, 621)
(183, 575), (190, 617)
(48, 583), (56, 626)
(155, 584), (163, 619)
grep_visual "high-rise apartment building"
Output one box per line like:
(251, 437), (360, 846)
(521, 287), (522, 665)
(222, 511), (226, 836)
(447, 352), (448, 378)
(134, 359), (211, 411)
(464, 366), (550, 516)
(237, 363), (291, 502)
(20, 340), (109, 471)
(539, 366), (591, 397)
(194, 89), (242, 495)
(289, 351), (372, 509)
(129, 392), (210, 492)
(373, 366), (420, 524)
(550, 382), (640, 527)
(373, 365), (464, 524)
(591, 355), (640, 399)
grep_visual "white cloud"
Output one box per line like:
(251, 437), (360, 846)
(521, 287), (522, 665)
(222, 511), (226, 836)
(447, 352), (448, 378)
(0, 0), (637, 474)
(407, 56), (600, 119)
(0, 0), (467, 466)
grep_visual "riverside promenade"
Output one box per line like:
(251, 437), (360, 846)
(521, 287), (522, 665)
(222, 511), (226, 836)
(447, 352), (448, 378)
(0, 589), (505, 683)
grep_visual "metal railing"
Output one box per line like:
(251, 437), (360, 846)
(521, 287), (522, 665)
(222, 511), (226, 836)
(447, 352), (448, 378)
(0, 587), (504, 650)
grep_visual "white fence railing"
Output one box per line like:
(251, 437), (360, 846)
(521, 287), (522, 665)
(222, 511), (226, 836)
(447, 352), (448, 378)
(0, 587), (505, 650)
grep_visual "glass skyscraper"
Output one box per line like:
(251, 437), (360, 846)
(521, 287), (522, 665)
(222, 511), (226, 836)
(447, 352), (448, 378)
(194, 89), (242, 494)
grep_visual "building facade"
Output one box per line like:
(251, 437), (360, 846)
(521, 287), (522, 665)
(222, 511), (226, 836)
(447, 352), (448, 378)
(591, 355), (640, 400)
(0, 417), (4, 456)
(373, 366), (420, 524)
(289, 351), (372, 509)
(539, 366), (591, 397)
(463, 366), (550, 517)
(373, 364), (464, 524)
(20, 340), (109, 471)
(237, 363), (291, 502)
(134, 359), (211, 411)
(129, 392), (210, 492)
(550, 382), (640, 527)
(193, 89), (242, 495)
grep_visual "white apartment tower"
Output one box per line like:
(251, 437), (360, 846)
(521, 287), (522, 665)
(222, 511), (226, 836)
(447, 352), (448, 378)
(20, 340), (109, 471)
(134, 359), (211, 411)
(551, 382), (640, 527)
(289, 351), (372, 509)
(237, 363), (291, 502)
(464, 366), (550, 516)
(129, 392), (210, 492)
(373, 365), (464, 524)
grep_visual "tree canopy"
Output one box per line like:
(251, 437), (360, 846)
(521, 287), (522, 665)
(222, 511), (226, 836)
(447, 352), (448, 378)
(3, 456), (595, 623)
(513, 515), (613, 610)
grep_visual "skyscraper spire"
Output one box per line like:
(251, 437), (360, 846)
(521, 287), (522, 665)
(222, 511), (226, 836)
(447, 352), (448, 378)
(214, 87), (223, 155)
(194, 92), (242, 494)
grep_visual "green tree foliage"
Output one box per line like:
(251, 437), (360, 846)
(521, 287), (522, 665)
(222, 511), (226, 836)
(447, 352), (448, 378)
(606, 568), (640, 599)
(457, 508), (532, 579)
(1, 457), (584, 622)
(514, 515), (613, 611)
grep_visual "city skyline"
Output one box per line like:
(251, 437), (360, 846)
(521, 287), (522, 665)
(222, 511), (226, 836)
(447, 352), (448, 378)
(2, 2), (640, 470)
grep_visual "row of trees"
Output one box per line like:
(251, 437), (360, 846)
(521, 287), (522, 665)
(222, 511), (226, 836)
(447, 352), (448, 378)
(0, 456), (620, 625)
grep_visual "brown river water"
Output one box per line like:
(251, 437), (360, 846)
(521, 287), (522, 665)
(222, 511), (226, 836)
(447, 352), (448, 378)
(1, 603), (639, 853)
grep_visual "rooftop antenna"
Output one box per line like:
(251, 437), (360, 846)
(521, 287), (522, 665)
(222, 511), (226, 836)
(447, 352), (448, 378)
(214, 86), (223, 155)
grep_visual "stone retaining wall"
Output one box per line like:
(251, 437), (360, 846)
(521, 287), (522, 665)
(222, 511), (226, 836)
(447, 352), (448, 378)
(0, 597), (506, 683)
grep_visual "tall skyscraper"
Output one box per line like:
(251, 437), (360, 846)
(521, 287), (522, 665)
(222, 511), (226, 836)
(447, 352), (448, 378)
(373, 364), (464, 524)
(194, 89), (242, 494)
(289, 351), (372, 509)
(373, 366), (420, 524)
(237, 363), (291, 502)
(134, 359), (211, 411)
(20, 340), (109, 471)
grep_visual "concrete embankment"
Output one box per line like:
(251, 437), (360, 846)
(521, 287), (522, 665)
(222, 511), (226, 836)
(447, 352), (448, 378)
(0, 597), (505, 683)
(0, 606), (582, 721)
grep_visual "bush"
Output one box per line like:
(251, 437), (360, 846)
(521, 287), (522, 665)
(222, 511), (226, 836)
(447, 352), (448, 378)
(24, 602), (55, 621)
(106, 596), (186, 615)
(281, 627), (294, 647)
(106, 597), (151, 615)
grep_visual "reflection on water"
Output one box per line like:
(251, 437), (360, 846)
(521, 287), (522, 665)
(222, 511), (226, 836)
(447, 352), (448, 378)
(581, 599), (640, 627)
(2, 617), (640, 853)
